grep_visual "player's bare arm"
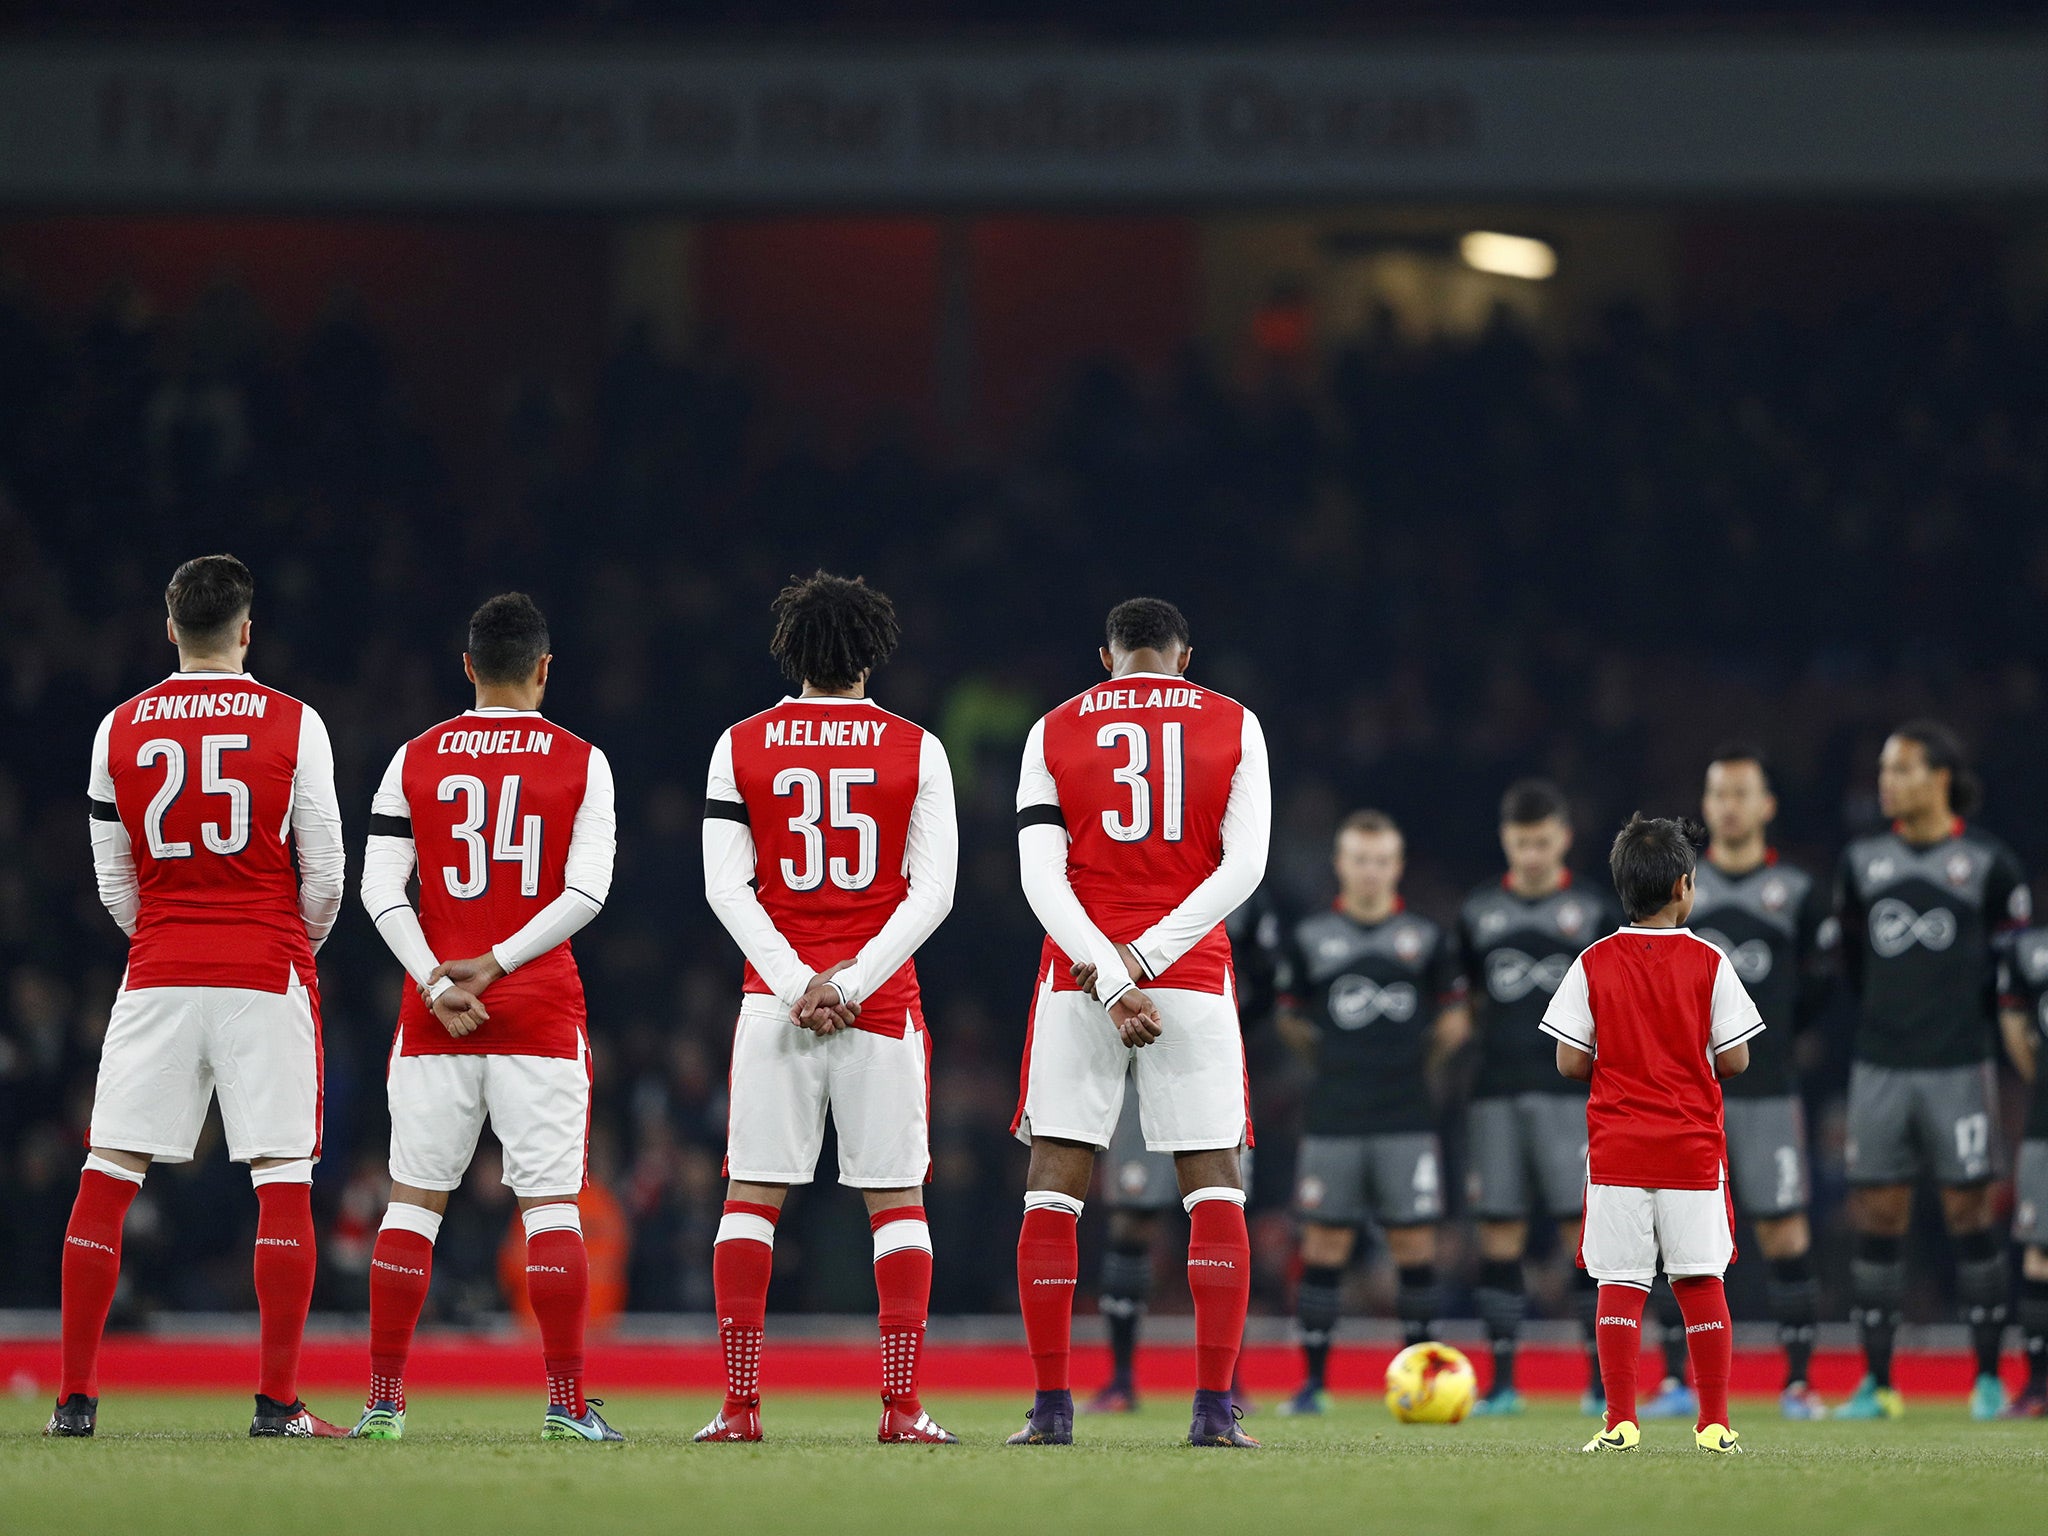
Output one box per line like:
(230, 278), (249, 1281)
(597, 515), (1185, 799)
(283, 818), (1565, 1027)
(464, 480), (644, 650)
(1554, 1039), (1594, 1081)
(1714, 1041), (1751, 1077)
(2003, 1005), (2037, 1083)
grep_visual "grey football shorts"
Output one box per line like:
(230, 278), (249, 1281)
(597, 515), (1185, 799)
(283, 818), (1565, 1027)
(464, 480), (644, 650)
(1101, 1077), (1252, 1211)
(1467, 1093), (1588, 1222)
(1293, 1132), (1444, 1227)
(1845, 1060), (2002, 1186)
(1722, 1095), (1810, 1219)
(2013, 1140), (2048, 1247)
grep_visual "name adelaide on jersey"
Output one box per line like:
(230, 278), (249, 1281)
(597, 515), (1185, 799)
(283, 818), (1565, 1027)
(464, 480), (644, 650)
(1076, 684), (1206, 714)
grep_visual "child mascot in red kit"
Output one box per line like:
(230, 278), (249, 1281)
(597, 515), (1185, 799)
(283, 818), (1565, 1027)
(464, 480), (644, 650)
(1541, 814), (1764, 1453)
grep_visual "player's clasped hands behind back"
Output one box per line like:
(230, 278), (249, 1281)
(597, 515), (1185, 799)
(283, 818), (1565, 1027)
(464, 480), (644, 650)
(1070, 945), (1165, 1048)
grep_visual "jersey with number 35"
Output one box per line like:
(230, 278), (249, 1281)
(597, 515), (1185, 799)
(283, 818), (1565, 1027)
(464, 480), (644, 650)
(374, 711), (606, 1058)
(708, 698), (931, 1034)
(1020, 674), (1260, 996)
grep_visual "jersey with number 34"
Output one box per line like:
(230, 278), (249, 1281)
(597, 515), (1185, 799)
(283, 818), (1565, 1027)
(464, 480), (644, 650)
(378, 712), (600, 1057)
(1022, 675), (1254, 996)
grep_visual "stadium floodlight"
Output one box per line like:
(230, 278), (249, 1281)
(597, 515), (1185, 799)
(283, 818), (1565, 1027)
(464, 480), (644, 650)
(1459, 231), (1557, 280)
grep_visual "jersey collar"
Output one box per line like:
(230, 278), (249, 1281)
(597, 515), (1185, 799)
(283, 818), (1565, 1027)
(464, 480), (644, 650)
(784, 694), (875, 706)
(466, 706), (544, 717)
(1891, 816), (1966, 844)
(164, 669), (252, 681)
(1618, 925), (1693, 935)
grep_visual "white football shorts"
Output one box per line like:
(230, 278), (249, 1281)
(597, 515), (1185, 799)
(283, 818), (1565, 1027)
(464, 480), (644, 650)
(1014, 973), (1249, 1154)
(724, 996), (931, 1188)
(1580, 1176), (1735, 1285)
(90, 969), (322, 1164)
(387, 1034), (591, 1199)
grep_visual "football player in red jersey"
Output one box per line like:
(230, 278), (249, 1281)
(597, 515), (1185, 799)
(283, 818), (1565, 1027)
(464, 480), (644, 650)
(1009, 597), (1271, 1449)
(54, 555), (347, 1439)
(356, 594), (622, 1443)
(698, 573), (959, 1446)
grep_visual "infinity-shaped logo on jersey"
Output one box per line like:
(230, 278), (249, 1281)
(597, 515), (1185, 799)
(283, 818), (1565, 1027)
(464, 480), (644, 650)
(1868, 898), (1959, 958)
(1327, 975), (1419, 1029)
(1485, 949), (1570, 1002)
(1696, 928), (1774, 983)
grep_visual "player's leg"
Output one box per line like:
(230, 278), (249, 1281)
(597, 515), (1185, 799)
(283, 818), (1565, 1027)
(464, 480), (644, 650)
(1659, 1182), (1739, 1450)
(1139, 988), (1256, 1448)
(364, 1050), (486, 1436)
(833, 1018), (955, 1445)
(490, 1044), (620, 1442)
(1927, 1064), (2007, 1418)
(1529, 1094), (1601, 1416)
(2005, 1142), (2048, 1417)
(1285, 1133), (1367, 1413)
(1374, 1132), (1446, 1355)
(1466, 1097), (1531, 1411)
(55, 985), (208, 1434)
(214, 975), (344, 1437)
(1009, 977), (1123, 1446)
(1577, 1182), (1651, 1451)
(1089, 1079), (1172, 1412)
(1727, 1094), (1825, 1417)
(704, 1000), (828, 1442)
(1840, 1063), (1914, 1419)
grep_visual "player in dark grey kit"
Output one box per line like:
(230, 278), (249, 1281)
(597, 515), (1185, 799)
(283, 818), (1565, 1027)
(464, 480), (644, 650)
(1458, 780), (1620, 1416)
(1079, 896), (1276, 1416)
(2000, 928), (2048, 1418)
(1640, 747), (1837, 1423)
(1272, 811), (1469, 1416)
(1834, 721), (2032, 1421)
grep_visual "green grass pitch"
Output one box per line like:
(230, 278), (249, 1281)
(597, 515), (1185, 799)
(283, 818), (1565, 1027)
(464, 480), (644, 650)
(5, 1392), (2044, 1536)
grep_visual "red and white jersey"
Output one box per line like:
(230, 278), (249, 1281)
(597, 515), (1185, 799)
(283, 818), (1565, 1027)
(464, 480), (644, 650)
(1541, 926), (1765, 1190)
(703, 695), (957, 1037)
(88, 670), (344, 993)
(1016, 672), (1270, 1000)
(362, 708), (615, 1059)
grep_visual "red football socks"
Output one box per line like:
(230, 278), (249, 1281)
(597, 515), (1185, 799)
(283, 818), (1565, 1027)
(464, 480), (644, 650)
(872, 1208), (933, 1411)
(1673, 1275), (1734, 1431)
(59, 1166), (141, 1400)
(523, 1211), (589, 1419)
(1185, 1191), (1251, 1394)
(1594, 1282), (1649, 1429)
(1017, 1198), (1081, 1392)
(714, 1200), (778, 1412)
(367, 1218), (437, 1411)
(253, 1179), (318, 1404)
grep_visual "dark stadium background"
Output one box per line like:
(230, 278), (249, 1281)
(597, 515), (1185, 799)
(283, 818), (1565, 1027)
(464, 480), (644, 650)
(3, 1), (2046, 1350)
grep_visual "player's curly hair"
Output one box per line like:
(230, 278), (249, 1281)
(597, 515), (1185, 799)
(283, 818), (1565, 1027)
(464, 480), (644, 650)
(769, 571), (901, 691)
(1609, 812), (1707, 921)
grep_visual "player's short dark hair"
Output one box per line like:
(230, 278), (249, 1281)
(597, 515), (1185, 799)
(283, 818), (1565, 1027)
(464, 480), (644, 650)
(769, 570), (900, 691)
(1500, 778), (1569, 827)
(1105, 597), (1190, 655)
(1609, 813), (1707, 922)
(1890, 718), (1982, 817)
(1338, 809), (1401, 843)
(466, 593), (551, 684)
(165, 554), (254, 646)
(1706, 742), (1772, 788)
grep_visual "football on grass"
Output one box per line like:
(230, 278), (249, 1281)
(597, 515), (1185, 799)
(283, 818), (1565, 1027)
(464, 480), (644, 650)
(1385, 1341), (1478, 1424)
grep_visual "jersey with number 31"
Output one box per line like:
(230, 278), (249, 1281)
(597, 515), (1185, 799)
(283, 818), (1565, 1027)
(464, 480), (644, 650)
(378, 711), (600, 1057)
(1023, 674), (1253, 995)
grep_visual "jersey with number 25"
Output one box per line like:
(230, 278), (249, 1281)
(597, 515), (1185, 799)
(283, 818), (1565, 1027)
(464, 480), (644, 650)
(378, 712), (602, 1058)
(1021, 675), (1256, 996)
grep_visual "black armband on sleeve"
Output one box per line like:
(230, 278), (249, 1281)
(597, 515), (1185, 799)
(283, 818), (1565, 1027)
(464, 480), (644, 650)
(367, 813), (413, 838)
(89, 796), (120, 822)
(704, 799), (750, 824)
(1017, 804), (1066, 832)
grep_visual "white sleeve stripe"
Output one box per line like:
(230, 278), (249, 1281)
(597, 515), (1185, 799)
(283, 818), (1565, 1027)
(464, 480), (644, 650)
(1538, 1021), (1593, 1048)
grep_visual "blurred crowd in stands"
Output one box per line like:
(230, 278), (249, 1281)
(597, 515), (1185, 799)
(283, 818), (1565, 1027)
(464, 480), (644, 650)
(1, 250), (2044, 1339)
